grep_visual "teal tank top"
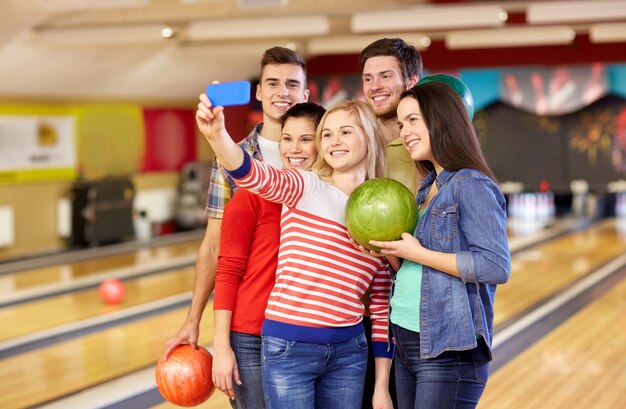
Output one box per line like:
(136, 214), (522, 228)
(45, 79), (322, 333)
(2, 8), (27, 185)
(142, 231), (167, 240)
(390, 206), (428, 332)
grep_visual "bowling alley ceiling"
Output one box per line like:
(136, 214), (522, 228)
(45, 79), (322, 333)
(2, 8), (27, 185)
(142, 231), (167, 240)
(1, 0), (625, 102)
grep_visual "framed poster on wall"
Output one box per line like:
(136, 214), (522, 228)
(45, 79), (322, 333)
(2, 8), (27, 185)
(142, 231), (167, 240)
(0, 114), (77, 183)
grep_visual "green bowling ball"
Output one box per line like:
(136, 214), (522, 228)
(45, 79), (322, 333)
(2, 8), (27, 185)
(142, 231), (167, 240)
(418, 74), (475, 120)
(346, 178), (418, 252)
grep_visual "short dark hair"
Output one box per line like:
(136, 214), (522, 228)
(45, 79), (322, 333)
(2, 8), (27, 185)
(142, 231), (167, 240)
(359, 38), (423, 84)
(401, 82), (496, 181)
(281, 102), (326, 128)
(261, 46), (307, 76)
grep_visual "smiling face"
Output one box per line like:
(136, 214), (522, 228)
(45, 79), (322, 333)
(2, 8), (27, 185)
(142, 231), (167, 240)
(397, 96), (434, 163)
(319, 109), (368, 174)
(256, 63), (309, 123)
(279, 117), (318, 170)
(361, 55), (407, 120)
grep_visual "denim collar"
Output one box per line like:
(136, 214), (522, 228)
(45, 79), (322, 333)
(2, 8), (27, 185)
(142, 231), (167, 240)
(435, 169), (457, 189)
(422, 168), (457, 190)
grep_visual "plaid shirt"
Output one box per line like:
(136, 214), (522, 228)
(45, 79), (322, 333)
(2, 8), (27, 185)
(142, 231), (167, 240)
(205, 124), (264, 219)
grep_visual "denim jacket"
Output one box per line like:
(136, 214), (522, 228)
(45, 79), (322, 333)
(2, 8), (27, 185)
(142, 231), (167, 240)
(409, 168), (510, 359)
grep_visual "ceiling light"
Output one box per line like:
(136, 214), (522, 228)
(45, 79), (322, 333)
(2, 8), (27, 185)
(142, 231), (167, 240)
(307, 33), (430, 56)
(38, 0), (151, 12)
(161, 26), (175, 39)
(352, 5), (507, 33)
(590, 23), (626, 43)
(33, 24), (170, 45)
(527, 1), (626, 24)
(187, 15), (329, 41)
(236, 0), (288, 8)
(445, 26), (576, 49)
(179, 0), (288, 5)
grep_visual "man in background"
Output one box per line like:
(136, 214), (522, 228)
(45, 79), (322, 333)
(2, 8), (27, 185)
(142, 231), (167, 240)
(359, 37), (424, 409)
(360, 37), (423, 195)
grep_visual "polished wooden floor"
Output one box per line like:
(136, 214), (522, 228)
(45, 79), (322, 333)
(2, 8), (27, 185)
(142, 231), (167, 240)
(152, 389), (232, 409)
(0, 266), (195, 341)
(1, 220), (625, 408)
(494, 218), (626, 326)
(0, 307), (215, 408)
(481, 274), (626, 408)
(0, 239), (200, 293)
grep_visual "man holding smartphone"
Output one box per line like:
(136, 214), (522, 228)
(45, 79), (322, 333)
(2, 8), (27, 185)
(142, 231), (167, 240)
(163, 46), (309, 361)
(358, 37), (423, 409)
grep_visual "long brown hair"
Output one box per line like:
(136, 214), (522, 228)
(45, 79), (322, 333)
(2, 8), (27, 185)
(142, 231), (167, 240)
(400, 81), (496, 182)
(312, 100), (385, 180)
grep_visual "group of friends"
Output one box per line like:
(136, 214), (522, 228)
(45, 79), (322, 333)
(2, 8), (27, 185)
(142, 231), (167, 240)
(161, 38), (512, 409)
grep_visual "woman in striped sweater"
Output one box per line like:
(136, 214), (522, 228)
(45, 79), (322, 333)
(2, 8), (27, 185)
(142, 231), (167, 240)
(196, 95), (394, 409)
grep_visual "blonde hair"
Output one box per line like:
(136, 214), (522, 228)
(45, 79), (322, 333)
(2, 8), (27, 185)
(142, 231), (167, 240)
(312, 99), (385, 180)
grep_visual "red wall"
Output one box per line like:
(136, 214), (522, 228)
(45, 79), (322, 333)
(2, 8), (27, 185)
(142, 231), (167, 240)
(223, 104), (252, 143)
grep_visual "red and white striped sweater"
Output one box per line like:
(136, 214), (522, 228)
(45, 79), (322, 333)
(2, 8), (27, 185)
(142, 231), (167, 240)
(229, 152), (393, 357)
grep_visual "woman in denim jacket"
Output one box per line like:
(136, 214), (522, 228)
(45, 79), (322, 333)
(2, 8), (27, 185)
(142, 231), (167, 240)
(369, 81), (511, 409)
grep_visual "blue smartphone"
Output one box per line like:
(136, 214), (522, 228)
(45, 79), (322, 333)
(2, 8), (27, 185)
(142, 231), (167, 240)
(206, 80), (251, 107)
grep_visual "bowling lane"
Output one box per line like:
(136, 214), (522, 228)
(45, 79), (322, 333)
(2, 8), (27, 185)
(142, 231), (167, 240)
(0, 306), (216, 409)
(0, 266), (195, 342)
(495, 218), (626, 327)
(0, 216), (572, 302)
(0, 239), (200, 295)
(6, 218), (585, 342)
(4, 219), (619, 408)
(1, 214), (558, 295)
(152, 391), (231, 409)
(481, 273), (626, 409)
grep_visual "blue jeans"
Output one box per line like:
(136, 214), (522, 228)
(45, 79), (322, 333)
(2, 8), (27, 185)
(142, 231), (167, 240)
(261, 333), (368, 409)
(230, 331), (265, 409)
(392, 323), (489, 409)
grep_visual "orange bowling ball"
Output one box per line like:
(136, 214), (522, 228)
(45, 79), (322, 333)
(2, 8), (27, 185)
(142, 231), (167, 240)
(98, 278), (126, 305)
(156, 345), (215, 407)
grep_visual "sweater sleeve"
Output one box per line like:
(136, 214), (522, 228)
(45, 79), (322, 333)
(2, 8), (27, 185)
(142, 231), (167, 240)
(227, 148), (305, 208)
(213, 190), (259, 311)
(368, 262), (395, 358)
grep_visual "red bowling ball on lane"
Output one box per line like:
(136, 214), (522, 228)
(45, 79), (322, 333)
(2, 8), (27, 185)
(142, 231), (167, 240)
(98, 278), (126, 305)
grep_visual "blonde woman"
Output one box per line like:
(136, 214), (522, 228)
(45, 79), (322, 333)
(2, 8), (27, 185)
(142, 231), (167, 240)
(196, 95), (394, 409)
